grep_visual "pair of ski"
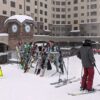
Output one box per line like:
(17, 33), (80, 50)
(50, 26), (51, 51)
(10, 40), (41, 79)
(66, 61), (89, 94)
(68, 84), (100, 96)
(50, 76), (80, 88)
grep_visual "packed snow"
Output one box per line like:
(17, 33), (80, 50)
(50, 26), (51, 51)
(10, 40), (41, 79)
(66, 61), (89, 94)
(0, 54), (100, 100)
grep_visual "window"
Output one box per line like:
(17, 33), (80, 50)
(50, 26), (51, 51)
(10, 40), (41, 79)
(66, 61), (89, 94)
(40, 10), (43, 14)
(3, 0), (7, 4)
(61, 15), (66, 18)
(35, 17), (37, 21)
(87, 0), (89, 2)
(44, 11), (47, 15)
(45, 19), (47, 23)
(68, 21), (71, 24)
(81, 20), (84, 23)
(74, 6), (78, 11)
(91, 11), (97, 16)
(74, 13), (78, 17)
(52, 14), (55, 18)
(40, 2), (43, 7)
(61, 21), (66, 24)
(87, 5), (89, 9)
(62, 2), (65, 5)
(56, 21), (60, 24)
(91, 18), (97, 22)
(45, 26), (47, 30)
(81, 6), (84, 9)
(11, 11), (16, 16)
(40, 18), (43, 22)
(74, 27), (78, 30)
(68, 15), (71, 18)
(53, 1), (55, 5)
(81, 0), (84, 2)
(56, 8), (60, 12)
(35, 9), (37, 13)
(74, 0), (78, 4)
(74, 20), (78, 24)
(52, 21), (55, 24)
(91, 4), (97, 9)
(26, 0), (30, 2)
(35, 1), (37, 5)
(68, 2), (71, 5)
(87, 12), (89, 16)
(40, 25), (43, 30)
(56, 1), (60, 5)
(2, 10), (7, 15)
(68, 8), (71, 11)
(19, 4), (22, 9)
(56, 14), (60, 18)
(45, 4), (47, 8)
(52, 8), (55, 11)
(26, 6), (30, 11)
(62, 8), (65, 12)
(87, 19), (89, 22)
(10, 1), (15, 8)
(91, 0), (97, 2)
(81, 13), (84, 16)
(91, 25), (97, 30)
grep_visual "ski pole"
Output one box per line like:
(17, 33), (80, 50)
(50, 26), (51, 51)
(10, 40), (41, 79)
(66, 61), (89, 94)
(95, 65), (100, 75)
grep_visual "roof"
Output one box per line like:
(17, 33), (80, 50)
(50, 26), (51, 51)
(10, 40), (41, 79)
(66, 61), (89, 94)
(0, 33), (9, 36)
(5, 15), (34, 23)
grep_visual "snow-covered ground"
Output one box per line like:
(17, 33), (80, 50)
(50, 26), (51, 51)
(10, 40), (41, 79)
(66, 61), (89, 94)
(0, 54), (100, 100)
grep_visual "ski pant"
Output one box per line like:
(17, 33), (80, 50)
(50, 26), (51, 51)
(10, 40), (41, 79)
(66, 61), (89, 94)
(81, 67), (94, 91)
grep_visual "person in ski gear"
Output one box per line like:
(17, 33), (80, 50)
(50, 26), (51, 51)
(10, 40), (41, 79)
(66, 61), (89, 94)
(23, 42), (32, 73)
(35, 46), (45, 75)
(47, 41), (64, 74)
(77, 39), (95, 91)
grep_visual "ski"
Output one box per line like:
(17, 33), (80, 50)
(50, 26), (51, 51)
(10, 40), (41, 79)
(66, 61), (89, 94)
(55, 78), (80, 88)
(68, 89), (100, 96)
(50, 76), (76, 85)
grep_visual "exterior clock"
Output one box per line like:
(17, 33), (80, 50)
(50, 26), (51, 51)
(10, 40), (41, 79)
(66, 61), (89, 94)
(25, 24), (31, 33)
(12, 24), (18, 33)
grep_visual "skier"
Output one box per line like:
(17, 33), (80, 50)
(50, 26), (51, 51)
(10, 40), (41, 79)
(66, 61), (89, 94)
(47, 41), (64, 74)
(77, 39), (95, 92)
(35, 46), (43, 75)
(23, 42), (32, 73)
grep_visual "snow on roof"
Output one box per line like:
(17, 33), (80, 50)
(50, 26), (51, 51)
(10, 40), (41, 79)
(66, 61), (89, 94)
(5, 15), (34, 23)
(0, 33), (8, 36)
(70, 30), (80, 32)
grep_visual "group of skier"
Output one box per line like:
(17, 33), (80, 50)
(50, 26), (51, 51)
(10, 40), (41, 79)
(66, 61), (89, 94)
(16, 40), (64, 76)
(16, 39), (97, 92)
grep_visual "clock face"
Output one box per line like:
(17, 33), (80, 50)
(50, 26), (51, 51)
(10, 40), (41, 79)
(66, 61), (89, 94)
(12, 24), (18, 33)
(25, 24), (31, 33)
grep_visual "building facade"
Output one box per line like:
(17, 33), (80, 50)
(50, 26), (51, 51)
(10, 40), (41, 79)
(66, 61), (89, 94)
(66, 0), (100, 36)
(0, 0), (100, 36)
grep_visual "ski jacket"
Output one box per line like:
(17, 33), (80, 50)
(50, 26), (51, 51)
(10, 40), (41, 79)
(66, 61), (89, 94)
(77, 46), (95, 68)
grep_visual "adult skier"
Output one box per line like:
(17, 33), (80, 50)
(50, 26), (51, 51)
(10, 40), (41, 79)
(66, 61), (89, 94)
(77, 39), (95, 92)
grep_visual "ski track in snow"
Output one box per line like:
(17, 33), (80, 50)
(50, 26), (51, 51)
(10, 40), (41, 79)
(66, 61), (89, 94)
(0, 54), (100, 100)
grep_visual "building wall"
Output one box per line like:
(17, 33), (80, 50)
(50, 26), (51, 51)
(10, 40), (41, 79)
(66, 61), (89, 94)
(66, 0), (100, 36)
(0, 0), (100, 36)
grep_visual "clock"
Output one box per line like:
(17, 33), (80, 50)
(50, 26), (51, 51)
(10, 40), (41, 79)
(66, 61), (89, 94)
(12, 24), (18, 33)
(25, 24), (31, 33)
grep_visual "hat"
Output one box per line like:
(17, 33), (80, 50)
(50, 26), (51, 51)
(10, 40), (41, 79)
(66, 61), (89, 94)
(84, 39), (91, 43)
(83, 39), (92, 46)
